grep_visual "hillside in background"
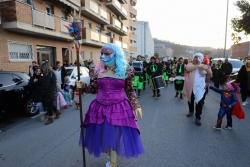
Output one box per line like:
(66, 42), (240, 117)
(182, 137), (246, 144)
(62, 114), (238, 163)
(154, 38), (231, 58)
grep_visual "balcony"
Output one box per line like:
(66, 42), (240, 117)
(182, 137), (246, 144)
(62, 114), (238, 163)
(129, 33), (137, 41)
(129, 5), (137, 17)
(129, 46), (137, 53)
(130, 0), (137, 6)
(107, 17), (128, 36)
(106, 0), (128, 20)
(81, 0), (110, 25)
(118, 0), (127, 4)
(1, 1), (71, 41)
(82, 27), (110, 47)
(129, 19), (137, 28)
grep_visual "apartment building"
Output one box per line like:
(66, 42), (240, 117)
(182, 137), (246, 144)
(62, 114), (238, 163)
(0, 0), (138, 73)
(231, 41), (250, 60)
(132, 21), (154, 60)
(154, 44), (167, 58)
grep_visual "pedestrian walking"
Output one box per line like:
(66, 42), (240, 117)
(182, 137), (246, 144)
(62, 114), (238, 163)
(183, 52), (212, 126)
(39, 62), (57, 125)
(28, 66), (45, 121)
(236, 59), (250, 106)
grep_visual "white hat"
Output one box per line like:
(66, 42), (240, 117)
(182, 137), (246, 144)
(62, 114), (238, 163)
(193, 52), (204, 63)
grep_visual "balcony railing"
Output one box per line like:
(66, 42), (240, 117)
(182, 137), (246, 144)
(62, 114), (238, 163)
(129, 33), (137, 40)
(107, 17), (127, 36)
(129, 19), (137, 28)
(81, 0), (109, 24)
(129, 46), (137, 53)
(60, 19), (71, 33)
(105, 0), (128, 20)
(129, 5), (137, 16)
(32, 10), (55, 30)
(82, 27), (110, 46)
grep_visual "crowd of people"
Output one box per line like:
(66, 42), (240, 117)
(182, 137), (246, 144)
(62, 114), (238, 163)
(27, 60), (88, 125)
(25, 43), (250, 167)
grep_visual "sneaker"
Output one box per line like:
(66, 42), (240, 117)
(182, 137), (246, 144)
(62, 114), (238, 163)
(195, 118), (201, 126)
(157, 93), (161, 97)
(246, 101), (248, 105)
(213, 124), (221, 129)
(186, 112), (194, 117)
(242, 102), (246, 107)
(223, 125), (233, 130)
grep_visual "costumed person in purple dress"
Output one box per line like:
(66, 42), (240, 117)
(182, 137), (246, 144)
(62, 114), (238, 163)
(77, 43), (144, 167)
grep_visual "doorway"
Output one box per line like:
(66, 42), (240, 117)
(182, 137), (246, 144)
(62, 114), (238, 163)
(37, 46), (56, 67)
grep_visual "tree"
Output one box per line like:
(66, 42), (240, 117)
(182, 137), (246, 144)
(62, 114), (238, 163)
(231, 0), (250, 43)
(203, 50), (212, 55)
(154, 52), (159, 58)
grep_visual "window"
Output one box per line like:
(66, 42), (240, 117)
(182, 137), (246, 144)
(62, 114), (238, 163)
(81, 51), (85, 60)
(61, 10), (66, 19)
(119, 36), (122, 41)
(130, 40), (133, 43)
(96, 26), (101, 33)
(0, 74), (15, 87)
(88, 23), (92, 29)
(90, 51), (93, 60)
(46, 4), (54, 15)
(8, 41), (33, 61)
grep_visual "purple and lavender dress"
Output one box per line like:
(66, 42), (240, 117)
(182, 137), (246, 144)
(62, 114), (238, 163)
(79, 67), (144, 158)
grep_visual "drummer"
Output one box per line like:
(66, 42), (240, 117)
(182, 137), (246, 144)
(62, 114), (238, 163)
(133, 55), (144, 98)
(174, 57), (185, 99)
(147, 56), (163, 97)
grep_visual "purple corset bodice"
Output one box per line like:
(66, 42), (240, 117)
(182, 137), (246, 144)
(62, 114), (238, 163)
(96, 78), (125, 105)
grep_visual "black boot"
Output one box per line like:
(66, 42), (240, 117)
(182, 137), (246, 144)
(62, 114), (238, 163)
(180, 93), (183, 99)
(175, 92), (179, 97)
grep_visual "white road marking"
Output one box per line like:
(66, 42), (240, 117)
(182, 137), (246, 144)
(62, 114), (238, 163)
(152, 107), (159, 128)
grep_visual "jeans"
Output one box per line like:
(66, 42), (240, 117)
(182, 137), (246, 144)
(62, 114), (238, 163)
(37, 102), (44, 113)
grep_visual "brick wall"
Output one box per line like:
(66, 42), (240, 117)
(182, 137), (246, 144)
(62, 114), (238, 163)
(232, 42), (249, 59)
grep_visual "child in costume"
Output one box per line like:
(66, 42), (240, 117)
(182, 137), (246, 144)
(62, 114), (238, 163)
(77, 43), (144, 167)
(210, 82), (239, 129)
(53, 81), (66, 118)
(62, 76), (73, 107)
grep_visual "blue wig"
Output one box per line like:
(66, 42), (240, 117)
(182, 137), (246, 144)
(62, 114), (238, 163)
(100, 43), (128, 79)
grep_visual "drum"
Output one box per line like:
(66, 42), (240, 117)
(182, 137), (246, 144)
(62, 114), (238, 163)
(150, 76), (166, 90)
(132, 61), (143, 73)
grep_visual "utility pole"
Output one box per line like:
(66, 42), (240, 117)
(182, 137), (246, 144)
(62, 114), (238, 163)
(224, 0), (229, 58)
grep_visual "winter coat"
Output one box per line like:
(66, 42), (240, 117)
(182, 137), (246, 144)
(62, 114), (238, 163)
(28, 74), (43, 102)
(236, 65), (249, 91)
(221, 62), (232, 75)
(39, 71), (57, 103)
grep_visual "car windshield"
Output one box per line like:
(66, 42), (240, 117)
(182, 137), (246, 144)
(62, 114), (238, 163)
(66, 69), (74, 76)
(229, 61), (243, 68)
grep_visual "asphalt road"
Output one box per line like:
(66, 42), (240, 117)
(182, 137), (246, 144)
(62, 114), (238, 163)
(0, 82), (250, 167)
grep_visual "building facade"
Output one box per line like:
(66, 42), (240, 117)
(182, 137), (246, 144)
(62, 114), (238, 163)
(231, 41), (250, 60)
(154, 44), (167, 58)
(132, 21), (154, 59)
(0, 0), (138, 73)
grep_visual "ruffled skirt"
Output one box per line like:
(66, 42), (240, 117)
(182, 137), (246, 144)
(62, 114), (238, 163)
(79, 99), (144, 158)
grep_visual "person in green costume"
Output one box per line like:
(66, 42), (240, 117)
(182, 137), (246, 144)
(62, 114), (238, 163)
(142, 56), (149, 90)
(174, 57), (185, 99)
(147, 56), (163, 97)
(162, 61), (171, 86)
(133, 55), (144, 97)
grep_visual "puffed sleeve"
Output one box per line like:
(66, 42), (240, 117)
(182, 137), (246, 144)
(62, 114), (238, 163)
(87, 69), (98, 94)
(125, 66), (141, 110)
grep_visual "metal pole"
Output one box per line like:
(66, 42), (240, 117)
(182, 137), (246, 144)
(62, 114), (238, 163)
(224, 0), (229, 58)
(76, 20), (87, 167)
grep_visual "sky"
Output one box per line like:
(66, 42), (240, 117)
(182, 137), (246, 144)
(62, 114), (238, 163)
(135, 0), (248, 49)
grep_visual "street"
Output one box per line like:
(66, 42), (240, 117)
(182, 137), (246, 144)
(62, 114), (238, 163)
(0, 83), (250, 167)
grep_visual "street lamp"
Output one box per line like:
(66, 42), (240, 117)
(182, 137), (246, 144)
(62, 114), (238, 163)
(224, 0), (229, 58)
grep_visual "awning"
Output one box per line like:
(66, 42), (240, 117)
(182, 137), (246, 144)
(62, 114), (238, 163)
(59, 0), (81, 11)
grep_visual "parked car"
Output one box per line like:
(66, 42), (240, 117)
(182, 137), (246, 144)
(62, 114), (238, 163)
(64, 67), (90, 86)
(212, 58), (244, 75)
(0, 71), (39, 118)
